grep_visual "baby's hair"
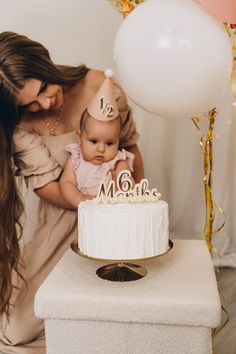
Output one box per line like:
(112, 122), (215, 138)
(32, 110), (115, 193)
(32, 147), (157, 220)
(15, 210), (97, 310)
(80, 108), (122, 133)
(80, 109), (90, 132)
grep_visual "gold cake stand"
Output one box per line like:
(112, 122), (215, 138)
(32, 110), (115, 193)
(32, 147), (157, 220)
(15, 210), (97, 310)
(71, 240), (173, 282)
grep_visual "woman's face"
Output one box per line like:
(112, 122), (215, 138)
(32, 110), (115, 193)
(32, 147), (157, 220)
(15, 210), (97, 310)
(17, 79), (63, 112)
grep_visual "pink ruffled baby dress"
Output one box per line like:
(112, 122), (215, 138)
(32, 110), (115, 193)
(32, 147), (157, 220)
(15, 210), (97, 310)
(65, 143), (134, 196)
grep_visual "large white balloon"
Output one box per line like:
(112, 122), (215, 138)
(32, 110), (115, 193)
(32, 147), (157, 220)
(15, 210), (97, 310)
(113, 0), (233, 119)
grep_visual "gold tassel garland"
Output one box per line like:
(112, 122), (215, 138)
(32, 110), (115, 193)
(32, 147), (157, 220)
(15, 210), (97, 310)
(192, 109), (225, 254)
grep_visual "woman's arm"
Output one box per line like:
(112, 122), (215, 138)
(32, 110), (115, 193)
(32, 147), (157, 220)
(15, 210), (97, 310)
(125, 144), (144, 182)
(35, 181), (75, 209)
(35, 159), (92, 209)
(58, 158), (93, 208)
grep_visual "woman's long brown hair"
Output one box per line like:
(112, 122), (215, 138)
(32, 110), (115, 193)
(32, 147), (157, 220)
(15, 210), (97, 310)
(0, 31), (89, 319)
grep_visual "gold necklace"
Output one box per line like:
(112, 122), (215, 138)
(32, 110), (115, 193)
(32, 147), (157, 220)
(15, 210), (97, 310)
(41, 106), (64, 136)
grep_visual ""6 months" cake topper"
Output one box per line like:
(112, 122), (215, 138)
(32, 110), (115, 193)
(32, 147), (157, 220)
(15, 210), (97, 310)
(94, 170), (161, 204)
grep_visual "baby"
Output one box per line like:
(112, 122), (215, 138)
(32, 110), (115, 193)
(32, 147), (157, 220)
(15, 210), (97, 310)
(59, 70), (135, 207)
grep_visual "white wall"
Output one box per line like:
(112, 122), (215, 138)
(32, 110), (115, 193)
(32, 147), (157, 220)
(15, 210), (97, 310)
(0, 0), (121, 68)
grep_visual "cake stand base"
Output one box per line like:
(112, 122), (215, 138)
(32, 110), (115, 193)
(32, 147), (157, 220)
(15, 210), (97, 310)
(70, 240), (173, 282)
(96, 262), (147, 282)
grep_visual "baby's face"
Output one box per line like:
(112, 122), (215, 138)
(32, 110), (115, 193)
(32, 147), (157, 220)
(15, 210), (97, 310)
(80, 115), (120, 165)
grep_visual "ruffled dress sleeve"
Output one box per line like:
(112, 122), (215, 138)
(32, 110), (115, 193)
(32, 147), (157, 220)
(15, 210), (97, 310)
(113, 78), (140, 148)
(106, 148), (135, 172)
(65, 143), (81, 170)
(13, 125), (62, 190)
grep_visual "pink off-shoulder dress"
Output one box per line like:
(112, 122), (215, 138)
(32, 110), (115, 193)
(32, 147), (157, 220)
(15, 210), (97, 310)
(66, 143), (134, 196)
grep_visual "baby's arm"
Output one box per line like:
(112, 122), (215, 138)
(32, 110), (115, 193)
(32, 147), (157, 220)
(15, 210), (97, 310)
(59, 158), (93, 208)
(112, 160), (136, 189)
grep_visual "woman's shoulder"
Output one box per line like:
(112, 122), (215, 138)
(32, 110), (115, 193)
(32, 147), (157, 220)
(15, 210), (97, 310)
(84, 69), (105, 92)
(20, 110), (40, 130)
(83, 69), (123, 98)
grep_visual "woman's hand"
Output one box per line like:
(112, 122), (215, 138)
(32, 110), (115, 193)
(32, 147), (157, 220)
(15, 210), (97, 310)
(125, 144), (144, 182)
(112, 160), (135, 191)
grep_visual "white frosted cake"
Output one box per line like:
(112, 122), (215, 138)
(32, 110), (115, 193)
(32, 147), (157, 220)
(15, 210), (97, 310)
(78, 199), (169, 260)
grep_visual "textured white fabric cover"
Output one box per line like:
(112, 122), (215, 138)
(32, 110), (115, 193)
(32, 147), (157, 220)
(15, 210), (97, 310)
(35, 240), (221, 327)
(35, 240), (221, 354)
(45, 320), (212, 354)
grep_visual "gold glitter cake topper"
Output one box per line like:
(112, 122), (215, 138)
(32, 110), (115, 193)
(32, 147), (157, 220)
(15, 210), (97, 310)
(94, 170), (161, 204)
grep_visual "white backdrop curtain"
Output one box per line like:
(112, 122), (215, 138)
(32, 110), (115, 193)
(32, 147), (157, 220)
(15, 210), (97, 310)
(0, 0), (235, 266)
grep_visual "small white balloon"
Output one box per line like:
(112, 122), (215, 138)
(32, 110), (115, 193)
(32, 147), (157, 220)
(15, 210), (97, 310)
(113, 0), (233, 119)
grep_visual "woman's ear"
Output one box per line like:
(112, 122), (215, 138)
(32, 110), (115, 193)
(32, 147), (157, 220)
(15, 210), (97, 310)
(76, 130), (81, 136)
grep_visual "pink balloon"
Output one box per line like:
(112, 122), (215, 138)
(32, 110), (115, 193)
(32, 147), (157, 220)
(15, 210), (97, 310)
(196, 0), (236, 23)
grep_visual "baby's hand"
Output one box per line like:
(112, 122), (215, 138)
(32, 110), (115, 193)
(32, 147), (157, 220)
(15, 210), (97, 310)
(76, 193), (94, 206)
(81, 194), (94, 202)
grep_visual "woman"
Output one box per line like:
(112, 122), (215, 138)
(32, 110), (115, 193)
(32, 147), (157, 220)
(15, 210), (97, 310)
(0, 31), (144, 353)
